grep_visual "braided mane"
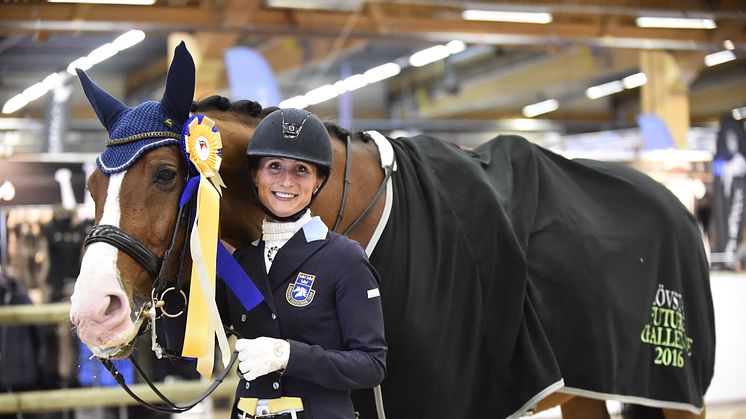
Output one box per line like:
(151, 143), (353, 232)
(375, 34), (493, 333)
(191, 95), (370, 143)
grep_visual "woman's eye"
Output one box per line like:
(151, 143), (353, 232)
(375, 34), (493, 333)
(155, 168), (177, 184)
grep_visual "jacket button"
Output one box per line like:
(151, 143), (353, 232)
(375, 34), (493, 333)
(272, 382), (280, 390)
(271, 313), (277, 320)
(245, 382), (250, 390)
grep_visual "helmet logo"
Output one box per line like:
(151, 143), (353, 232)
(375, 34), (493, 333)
(281, 109), (310, 139)
(282, 122), (301, 138)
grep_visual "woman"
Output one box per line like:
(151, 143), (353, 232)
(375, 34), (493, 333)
(218, 108), (387, 419)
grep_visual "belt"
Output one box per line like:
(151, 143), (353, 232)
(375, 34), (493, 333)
(238, 397), (304, 418)
(248, 413), (302, 419)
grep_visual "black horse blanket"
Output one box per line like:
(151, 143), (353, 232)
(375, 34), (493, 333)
(363, 134), (715, 418)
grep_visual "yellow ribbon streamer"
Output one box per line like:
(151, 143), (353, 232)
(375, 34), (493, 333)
(181, 178), (229, 376)
(181, 115), (230, 378)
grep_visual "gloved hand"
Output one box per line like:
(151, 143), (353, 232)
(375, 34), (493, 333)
(235, 337), (290, 381)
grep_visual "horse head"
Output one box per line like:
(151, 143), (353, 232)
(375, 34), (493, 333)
(70, 42), (199, 359)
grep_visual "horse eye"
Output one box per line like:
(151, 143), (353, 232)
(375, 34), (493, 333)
(154, 168), (177, 184)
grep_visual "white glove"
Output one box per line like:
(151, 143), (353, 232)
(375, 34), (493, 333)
(235, 337), (290, 381)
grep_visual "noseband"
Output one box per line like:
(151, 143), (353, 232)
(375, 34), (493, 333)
(84, 224), (162, 279)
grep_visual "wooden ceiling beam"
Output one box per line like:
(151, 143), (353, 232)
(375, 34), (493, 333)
(2, 4), (744, 48)
(411, 47), (640, 118)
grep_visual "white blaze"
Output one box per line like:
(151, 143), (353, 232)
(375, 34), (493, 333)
(72, 172), (125, 309)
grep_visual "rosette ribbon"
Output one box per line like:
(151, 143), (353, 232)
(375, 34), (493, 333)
(180, 114), (230, 378)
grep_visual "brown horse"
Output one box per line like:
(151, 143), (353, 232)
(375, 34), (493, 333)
(70, 44), (713, 419)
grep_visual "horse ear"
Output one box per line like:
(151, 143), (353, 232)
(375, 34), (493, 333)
(161, 41), (195, 127)
(76, 68), (129, 132)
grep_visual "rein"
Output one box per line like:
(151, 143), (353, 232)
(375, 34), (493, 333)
(331, 133), (394, 236)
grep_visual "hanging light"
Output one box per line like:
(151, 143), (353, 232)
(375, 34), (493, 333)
(522, 99), (559, 118)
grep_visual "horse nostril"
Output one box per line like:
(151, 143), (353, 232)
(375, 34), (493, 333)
(91, 293), (129, 326)
(103, 294), (124, 317)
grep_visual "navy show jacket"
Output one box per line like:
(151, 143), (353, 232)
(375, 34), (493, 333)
(216, 217), (387, 419)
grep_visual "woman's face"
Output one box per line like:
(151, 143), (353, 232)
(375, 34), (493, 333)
(253, 157), (324, 219)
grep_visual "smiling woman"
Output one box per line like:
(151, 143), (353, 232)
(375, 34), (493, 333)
(214, 107), (387, 419)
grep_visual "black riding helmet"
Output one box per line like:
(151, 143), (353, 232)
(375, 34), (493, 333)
(247, 108), (333, 222)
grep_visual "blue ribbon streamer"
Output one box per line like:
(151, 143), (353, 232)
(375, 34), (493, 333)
(216, 241), (264, 311)
(179, 175), (200, 207)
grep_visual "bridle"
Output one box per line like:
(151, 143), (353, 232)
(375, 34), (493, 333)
(83, 170), (235, 413)
(82, 129), (392, 413)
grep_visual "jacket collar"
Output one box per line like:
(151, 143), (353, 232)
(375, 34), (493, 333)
(267, 217), (330, 291)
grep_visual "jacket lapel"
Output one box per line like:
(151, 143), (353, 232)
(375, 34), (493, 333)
(243, 243), (278, 313)
(268, 230), (329, 291)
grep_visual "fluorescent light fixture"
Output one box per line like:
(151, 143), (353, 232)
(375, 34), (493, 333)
(87, 43), (119, 66)
(446, 40), (466, 54)
(724, 40), (735, 50)
(48, 0), (155, 4)
(336, 74), (368, 92)
(66, 30), (145, 75)
(635, 16), (716, 29)
(278, 95), (309, 109)
(2, 94), (27, 115)
(304, 84), (345, 105)
(281, 40), (467, 108)
(522, 99), (558, 118)
(23, 82), (50, 103)
(266, 0), (364, 12)
(112, 30), (146, 50)
(622, 72), (647, 89)
(409, 45), (450, 67)
(363, 62), (401, 84)
(705, 50), (736, 67)
(462, 9), (552, 24)
(1, 72), (66, 114)
(67, 57), (92, 75)
(4, 30), (146, 114)
(41, 73), (63, 91)
(279, 62), (402, 109)
(732, 106), (746, 121)
(586, 80), (624, 99)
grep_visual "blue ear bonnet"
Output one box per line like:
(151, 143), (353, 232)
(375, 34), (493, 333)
(96, 101), (181, 174)
(78, 41), (195, 175)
